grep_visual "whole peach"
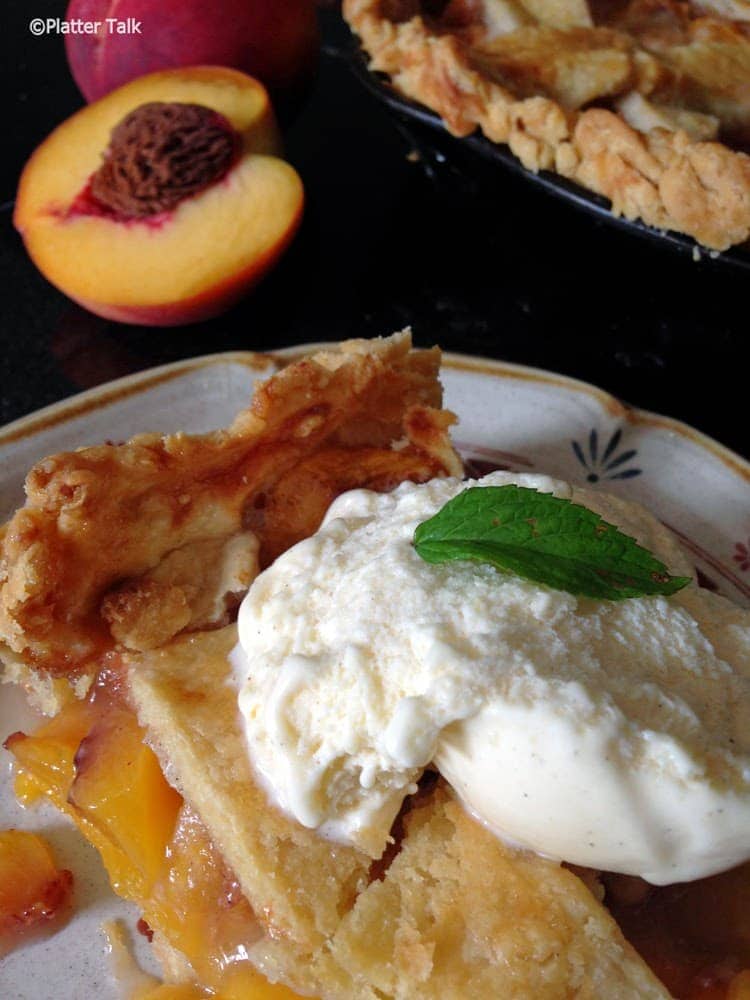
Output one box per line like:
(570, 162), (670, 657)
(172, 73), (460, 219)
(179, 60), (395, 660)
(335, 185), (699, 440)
(65, 0), (319, 102)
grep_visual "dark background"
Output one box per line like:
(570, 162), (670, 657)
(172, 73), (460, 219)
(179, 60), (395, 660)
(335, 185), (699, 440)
(0, 2), (745, 457)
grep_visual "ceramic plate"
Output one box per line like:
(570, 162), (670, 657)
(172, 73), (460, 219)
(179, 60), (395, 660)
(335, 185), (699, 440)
(2, 346), (749, 998)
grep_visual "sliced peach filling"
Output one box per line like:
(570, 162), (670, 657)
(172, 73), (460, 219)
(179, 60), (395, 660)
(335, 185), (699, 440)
(0, 829), (73, 954)
(6, 664), (750, 999)
(5, 668), (300, 999)
(605, 870), (750, 1000)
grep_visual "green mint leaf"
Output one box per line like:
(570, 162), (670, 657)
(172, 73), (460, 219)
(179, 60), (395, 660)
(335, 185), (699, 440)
(413, 485), (691, 601)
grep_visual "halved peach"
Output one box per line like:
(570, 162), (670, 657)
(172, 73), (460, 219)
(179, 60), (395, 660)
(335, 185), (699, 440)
(14, 66), (304, 326)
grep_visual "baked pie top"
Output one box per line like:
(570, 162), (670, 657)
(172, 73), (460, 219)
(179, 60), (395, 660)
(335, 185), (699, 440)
(343, 0), (750, 250)
(0, 331), (461, 712)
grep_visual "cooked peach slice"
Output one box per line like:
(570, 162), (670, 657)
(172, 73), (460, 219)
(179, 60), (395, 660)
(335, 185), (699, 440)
(14, 67), (304, 326)
(0, 830), (73, 954)
(5, 697), (95, 806)
(7, 695), (301, 997)
(68, 706), (182, 892)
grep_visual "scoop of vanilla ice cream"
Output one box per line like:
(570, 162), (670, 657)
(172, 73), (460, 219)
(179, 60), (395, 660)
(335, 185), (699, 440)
(234, 472), (750, 881)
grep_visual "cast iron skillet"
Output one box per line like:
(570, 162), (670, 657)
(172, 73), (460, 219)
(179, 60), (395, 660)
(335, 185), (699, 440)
(341, 41), (750, 272)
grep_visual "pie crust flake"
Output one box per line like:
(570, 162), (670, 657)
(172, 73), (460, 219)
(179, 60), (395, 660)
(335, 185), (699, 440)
(343, 0), (750, 250)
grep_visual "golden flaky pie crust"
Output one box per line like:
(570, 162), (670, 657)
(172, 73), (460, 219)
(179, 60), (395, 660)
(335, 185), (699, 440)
(0, 331), (461, 712)
(129, 624), (670, 999)
(343, 0), (750, 250)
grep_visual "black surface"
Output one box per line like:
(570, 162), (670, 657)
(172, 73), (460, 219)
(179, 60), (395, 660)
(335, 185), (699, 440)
(0, 4), (747, 461)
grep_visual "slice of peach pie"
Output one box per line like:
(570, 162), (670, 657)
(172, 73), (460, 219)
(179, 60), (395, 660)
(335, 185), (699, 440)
(2, 332), (750, 999)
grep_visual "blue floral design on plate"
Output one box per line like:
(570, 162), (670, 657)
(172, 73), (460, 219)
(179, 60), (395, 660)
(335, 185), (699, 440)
(571, 428), (641, 483)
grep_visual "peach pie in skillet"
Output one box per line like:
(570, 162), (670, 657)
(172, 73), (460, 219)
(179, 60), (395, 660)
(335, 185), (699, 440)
(2, 332), (750, 999)
(343, 0), (750, 251)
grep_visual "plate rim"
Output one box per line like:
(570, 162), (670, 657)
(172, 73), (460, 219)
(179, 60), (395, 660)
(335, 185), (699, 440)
(0, 350), (278, 447)
(2, 343), (747, 484)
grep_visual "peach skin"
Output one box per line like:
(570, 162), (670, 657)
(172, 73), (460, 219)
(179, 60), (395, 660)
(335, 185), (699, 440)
(65, 0), (320, 102)
(14, 67), (304, 327)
